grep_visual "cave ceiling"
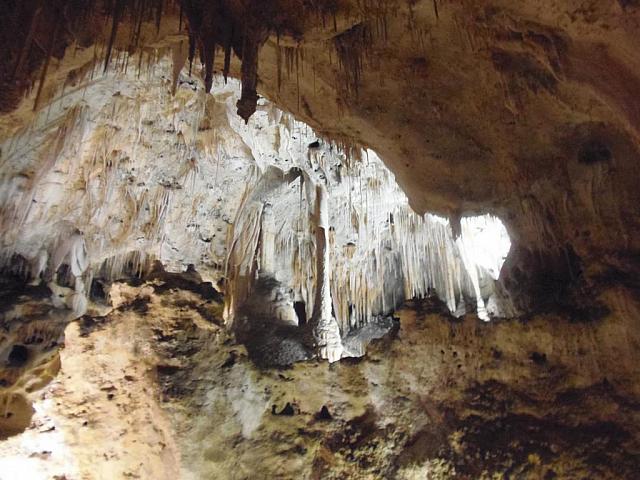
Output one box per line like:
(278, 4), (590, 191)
(2, 2), (639, 291)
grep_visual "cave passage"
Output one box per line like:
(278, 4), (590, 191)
(294, 301), (307, 326)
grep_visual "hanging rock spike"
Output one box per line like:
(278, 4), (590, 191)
(236, 28), (268, 123)
(104, 0), (126, 74)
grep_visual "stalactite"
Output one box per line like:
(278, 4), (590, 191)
(201, 37), (216, 93)
(236, 28), (268, 123)
(276, 46), (283, 92)
(154, 0), (163, 32)
(32, 11), (62, 112)
(12, 3), (42, 81)
(104, 0), (126, 74)
(334, 23), (368, 98)
(296, 46), (301, 112)
(223, 25), (233, 84)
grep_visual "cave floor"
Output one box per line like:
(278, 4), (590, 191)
(1, 278), (640, 480)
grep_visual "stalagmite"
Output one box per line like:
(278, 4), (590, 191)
(310, 183), (343, 362)
(455, 236), (488, 321)
(260, 203), (276, 273)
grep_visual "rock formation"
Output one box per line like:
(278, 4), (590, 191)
(0, 1), (639, 478)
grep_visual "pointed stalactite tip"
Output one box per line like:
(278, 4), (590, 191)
(237, 93), (259, 124)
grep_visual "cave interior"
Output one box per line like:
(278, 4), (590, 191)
(1, 1), (640, 479)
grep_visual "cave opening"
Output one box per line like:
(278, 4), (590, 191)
(293, 301), (307, 326)
(7, 345), (29, 368)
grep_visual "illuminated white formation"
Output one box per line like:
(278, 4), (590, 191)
(0, 55), (511, 361)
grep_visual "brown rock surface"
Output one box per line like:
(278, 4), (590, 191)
(2, 282), (639, 478)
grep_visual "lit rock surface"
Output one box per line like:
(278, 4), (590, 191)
(0, 56), (508, 359)
(0, 53), (511, 436)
